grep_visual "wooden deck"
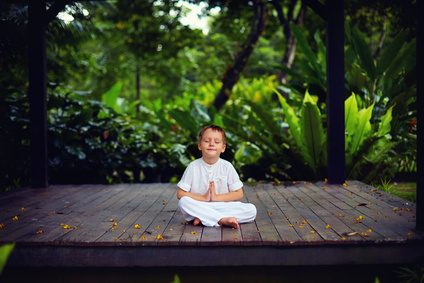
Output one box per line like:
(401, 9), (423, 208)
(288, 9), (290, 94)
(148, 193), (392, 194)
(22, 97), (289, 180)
(1, 181), (423, 267)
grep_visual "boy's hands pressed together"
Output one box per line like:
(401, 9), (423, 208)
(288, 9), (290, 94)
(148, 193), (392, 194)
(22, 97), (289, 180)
(203, 185), (211, 202)
(209, 181), (218, 202)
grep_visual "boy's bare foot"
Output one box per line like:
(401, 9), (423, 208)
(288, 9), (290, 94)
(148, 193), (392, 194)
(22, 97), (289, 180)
(193, 218), (201, 226)
(218, 217), (239, 229)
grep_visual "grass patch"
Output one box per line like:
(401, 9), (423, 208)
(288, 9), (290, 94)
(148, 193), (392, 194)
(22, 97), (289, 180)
(372, 178), (417, 203)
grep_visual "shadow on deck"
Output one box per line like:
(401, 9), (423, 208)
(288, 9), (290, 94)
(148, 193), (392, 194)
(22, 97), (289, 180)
(1, 181), (423, 269)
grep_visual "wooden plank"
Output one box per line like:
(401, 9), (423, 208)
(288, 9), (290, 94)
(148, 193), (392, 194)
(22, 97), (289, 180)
(200, 226), (222, 245)
(315, 182), (417, 240)
(1, 182), (423, 252)
(0, 185), (108, 241)
(261, 184), (325, 245)
(311, 182), (406, 240)
(239, 221), (262, 246)
(289, 183), (374, 243)
(179, 223), (203, 246)
(159, 210), (187, 246)
(259, 184), (304, 244)
(295, 183), (373, 243)
(243, 184), (282, 245)
(221, 226), (242, 245)
(122, 184), (177, 244)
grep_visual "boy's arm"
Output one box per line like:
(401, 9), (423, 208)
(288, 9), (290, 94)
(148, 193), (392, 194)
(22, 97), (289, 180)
(211, 188), (243, 202)
(177, 188), (210, 202)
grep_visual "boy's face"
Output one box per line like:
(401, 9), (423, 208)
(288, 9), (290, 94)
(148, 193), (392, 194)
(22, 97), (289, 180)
(198, 128), (226, 159)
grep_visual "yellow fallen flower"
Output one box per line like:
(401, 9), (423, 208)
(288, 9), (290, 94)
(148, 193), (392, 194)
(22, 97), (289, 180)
(13, 216), (18, 221)
(191, 231), (196, 235)
(326, 224), (331, 229)
(36, 230), (43, 234)
(134, 224), (140, 229)
(157, 234), (163, 240)
(63, 225), (70, 229)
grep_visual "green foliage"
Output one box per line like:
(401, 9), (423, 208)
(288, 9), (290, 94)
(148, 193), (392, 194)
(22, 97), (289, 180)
(0, 2), (416, 188)
(395, 265), (424, 283)
(0, 91), (30, 191)
(224, 88), (397, 182)
(172, 274), (181, 283)
(276, 23), (327, 103)
(0, 243), (15, 275)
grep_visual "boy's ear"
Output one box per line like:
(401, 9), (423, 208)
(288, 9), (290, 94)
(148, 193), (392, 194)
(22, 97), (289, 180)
(198, 142), (201, 151)
(221, 144), (226, 153)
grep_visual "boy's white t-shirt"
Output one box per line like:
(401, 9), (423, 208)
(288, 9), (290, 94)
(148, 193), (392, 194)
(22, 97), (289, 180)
(177, 158), (243, 195)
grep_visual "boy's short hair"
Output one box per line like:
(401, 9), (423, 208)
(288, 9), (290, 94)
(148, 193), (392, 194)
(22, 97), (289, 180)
(198, 125), (226, 145)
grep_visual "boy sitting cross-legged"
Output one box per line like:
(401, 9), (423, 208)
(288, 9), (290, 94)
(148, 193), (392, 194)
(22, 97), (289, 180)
(177, 125), (257, 228)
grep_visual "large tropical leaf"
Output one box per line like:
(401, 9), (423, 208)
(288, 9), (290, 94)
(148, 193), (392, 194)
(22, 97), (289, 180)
(102, 81), (123, 113)
(376, 105), (394, 137)
(168, 108), (198, 138)
(383, 39), (416, 85)
(351, 27), (376, 82)
(300, 91), (325, 171)
(275, 89), (302, 147)
(376, 29), (409, 76)
(290, 22), (325, 82)
(345, 93), (359, 149)
(347, 102), (374, 155)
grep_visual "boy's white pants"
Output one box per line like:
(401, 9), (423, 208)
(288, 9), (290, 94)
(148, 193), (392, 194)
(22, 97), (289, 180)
(178, 196), (257, 227)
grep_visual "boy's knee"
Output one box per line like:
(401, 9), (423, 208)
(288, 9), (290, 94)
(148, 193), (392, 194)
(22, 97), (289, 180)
(178, 196), (192, 208)
(248, 203), (257, 217)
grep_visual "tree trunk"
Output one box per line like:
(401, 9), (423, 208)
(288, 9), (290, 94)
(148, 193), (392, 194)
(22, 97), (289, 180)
(373, 17), (386, 61)
(212, 0), (269, 111)
(273, 0), (306, 85)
